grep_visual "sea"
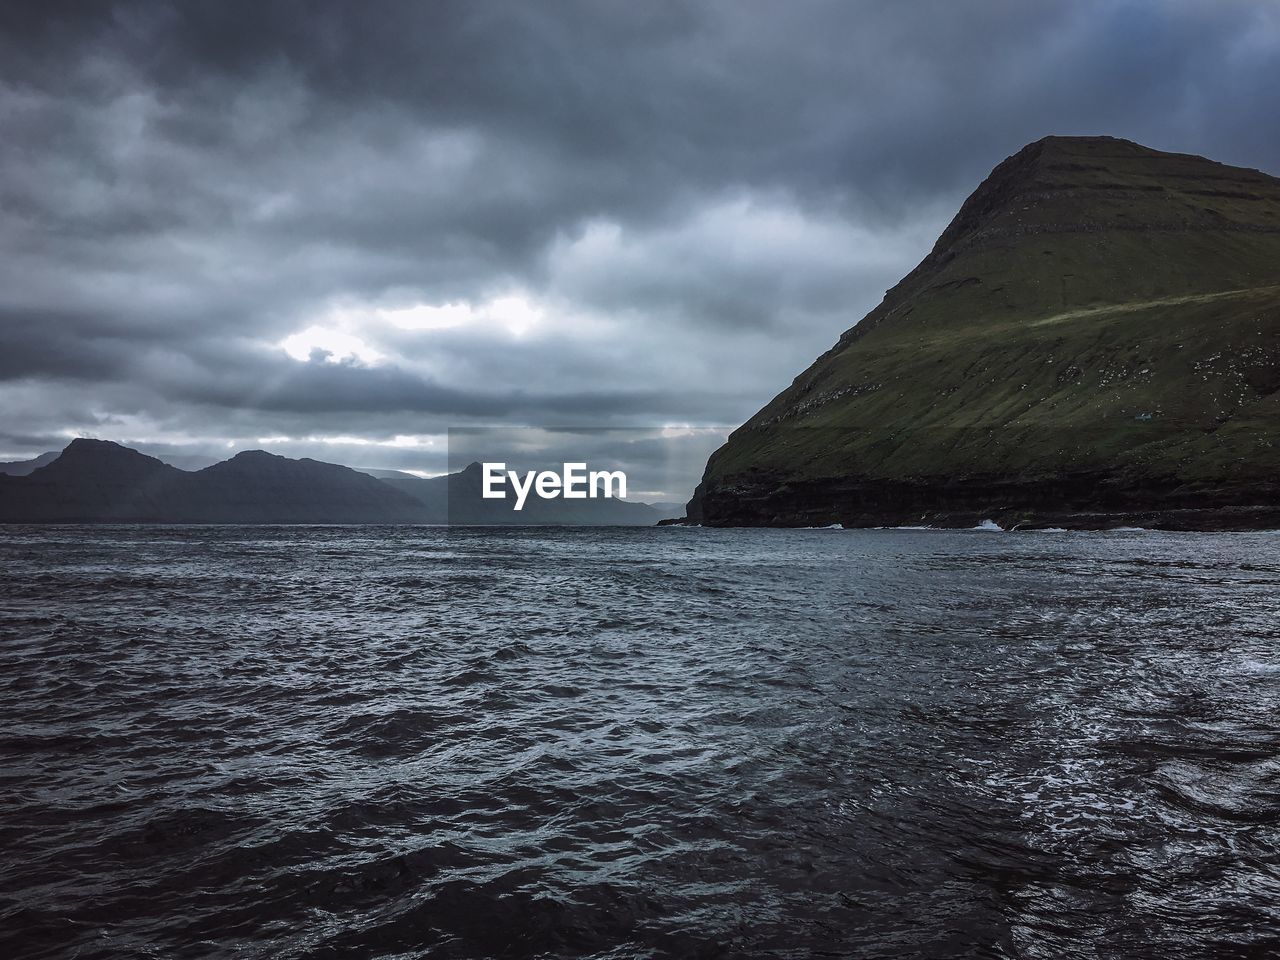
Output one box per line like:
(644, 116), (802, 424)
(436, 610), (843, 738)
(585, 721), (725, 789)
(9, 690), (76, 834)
(2, 525), (1278, 959)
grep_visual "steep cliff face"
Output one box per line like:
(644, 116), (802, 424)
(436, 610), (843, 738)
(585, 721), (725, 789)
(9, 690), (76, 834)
(688, 136), (1280, 529)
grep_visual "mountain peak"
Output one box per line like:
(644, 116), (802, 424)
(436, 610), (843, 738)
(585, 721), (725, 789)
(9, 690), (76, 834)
(1, 438), (426, 522)
(690, 137), (1280, 530)
(204, 448), (365, 482)
(1024, 133), (1153, 153)
(831, 134), (1280, 351)
(44, 438), (173, 475)
(64, 437), (140, 455)
(925, 136), (1166, 257)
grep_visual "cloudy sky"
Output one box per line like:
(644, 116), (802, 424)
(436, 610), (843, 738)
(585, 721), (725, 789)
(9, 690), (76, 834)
(2, 0), (1278, 495)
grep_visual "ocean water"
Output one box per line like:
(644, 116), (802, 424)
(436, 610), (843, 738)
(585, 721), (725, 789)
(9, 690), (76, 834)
(1, 525), (1278, 960)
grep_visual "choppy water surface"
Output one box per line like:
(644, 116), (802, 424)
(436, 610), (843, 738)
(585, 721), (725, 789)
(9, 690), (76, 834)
(2, 526), (1279, 959)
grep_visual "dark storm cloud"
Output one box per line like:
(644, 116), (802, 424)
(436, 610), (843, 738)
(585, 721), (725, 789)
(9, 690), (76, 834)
(1, 0), (1278, 494)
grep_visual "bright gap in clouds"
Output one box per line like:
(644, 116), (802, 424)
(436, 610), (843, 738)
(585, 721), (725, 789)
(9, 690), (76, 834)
(382, 296), (544, 336)
(252, 434), (440, 449)
(277, 294), (545, 365)
(279, 326), (384, 364)
(307, 434), (438, 448)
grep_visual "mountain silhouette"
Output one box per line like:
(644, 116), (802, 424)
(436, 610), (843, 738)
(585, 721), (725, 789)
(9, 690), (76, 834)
(0, 439), (664, 525)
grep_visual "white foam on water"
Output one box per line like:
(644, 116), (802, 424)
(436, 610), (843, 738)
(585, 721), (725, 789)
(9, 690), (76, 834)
(1238, 659), (1280, 674)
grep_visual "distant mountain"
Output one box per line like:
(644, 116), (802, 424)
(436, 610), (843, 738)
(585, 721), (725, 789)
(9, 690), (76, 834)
(0, 439), (423, 523)
(646, 502), (687, 520)
(0, 440), (666, 525)
(381, 462), (664, 525)
(156, 453), (222, 471)
(183, 450), (426, 523)
(355, 468), (431, 481)
(0, 451), (59, 476)
(686, 136), (1280, 530)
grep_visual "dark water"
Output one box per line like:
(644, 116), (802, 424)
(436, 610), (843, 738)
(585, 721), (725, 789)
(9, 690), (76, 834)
(2, 526), (1279, 959)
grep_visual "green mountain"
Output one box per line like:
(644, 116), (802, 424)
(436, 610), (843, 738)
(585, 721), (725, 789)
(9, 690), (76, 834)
(686, 136), (1280, 530)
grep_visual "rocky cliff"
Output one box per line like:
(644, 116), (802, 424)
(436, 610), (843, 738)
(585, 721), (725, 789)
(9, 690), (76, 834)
(686, 136), (1280, 529)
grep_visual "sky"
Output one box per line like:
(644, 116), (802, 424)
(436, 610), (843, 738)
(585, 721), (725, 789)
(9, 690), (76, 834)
(2, 0), (1278, 497)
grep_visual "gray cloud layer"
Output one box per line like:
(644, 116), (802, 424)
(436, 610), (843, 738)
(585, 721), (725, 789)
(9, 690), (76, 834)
(2, 0), (1278, 493)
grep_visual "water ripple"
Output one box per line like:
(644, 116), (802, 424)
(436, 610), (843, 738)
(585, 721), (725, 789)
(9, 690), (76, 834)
(1, 526), (1278, 958)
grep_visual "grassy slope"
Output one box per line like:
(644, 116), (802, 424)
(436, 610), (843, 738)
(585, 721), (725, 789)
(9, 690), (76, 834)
(702, 137), (1280, 498)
